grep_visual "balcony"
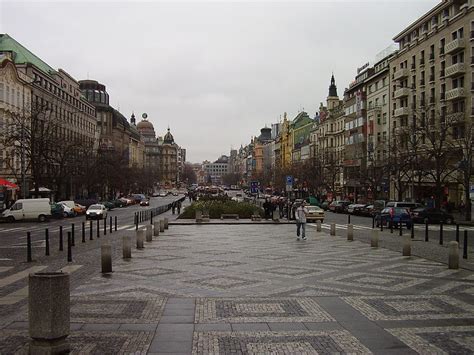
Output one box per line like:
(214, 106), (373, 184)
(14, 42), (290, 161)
(394, 107), (410, 117)
(445, 38), (465, 54)
(446, 112), (465, 122)
(393, 68), (409, 81)
(394, 87), (410, 99)
(445, 62), (466, 77)
(445, 87), (465, 101)
(367, 104), (382, 112)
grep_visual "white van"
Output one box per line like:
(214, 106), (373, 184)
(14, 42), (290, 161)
(1, 198), (51, 222)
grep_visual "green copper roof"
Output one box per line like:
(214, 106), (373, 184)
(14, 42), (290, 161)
(291, 111), (313, 129)
(0, 34), (57, 76)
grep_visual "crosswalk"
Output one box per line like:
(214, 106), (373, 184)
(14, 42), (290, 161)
(307, 222), (474, 232)
(0, 264), (82, 305)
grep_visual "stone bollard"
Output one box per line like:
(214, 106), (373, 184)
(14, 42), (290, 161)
(29, 272), (70, 354)
(145, 225), (153, 242)
(153, 221), (160, 237)
(101, 244), (112, 273)
(448, 241), (459, 269)
(402, 235), (411, 257)
(195, 210), (203, 223)
(316, 220), (322, 232)
(164, 218), (169, 230)
(160, 219), (165, 233)
(347, 224), (354, 241)
(371, 230), (379, 248)
(136, 229), (145, 249)
(123, 236), (132, 259)
(330, 223), (336, 236)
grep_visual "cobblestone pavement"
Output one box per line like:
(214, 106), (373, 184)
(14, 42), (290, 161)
(1, 221), (474, 354)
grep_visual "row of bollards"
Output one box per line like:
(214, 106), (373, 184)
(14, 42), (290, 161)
(101, 217), (169, 273)
(26, 217), (118, 263)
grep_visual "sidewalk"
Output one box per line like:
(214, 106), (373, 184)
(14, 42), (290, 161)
(1, 221), (474, 353)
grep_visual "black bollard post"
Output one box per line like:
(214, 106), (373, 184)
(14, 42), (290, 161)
(104, 217), (107, 235)
(380, 218), (384, 231)
(109, 216), (112, 233)
(463, 230), (468, 259)
(71, 223), (75, 246)
(151, 212), (153, 225)
(411, 223), (415, 239)
(439, 222), (444, 245)
(59, 226), (63, 251)
(348, 214), (351, 224)
(115, 216), (117, 231)
(399, 222), (403, 236)
(97, 219), (100, 238)
(26, 232), (33, 262)
(425, 220), (429, 242)
(82, 222), (85, 243)
(90, 220), (93, 240)
(390, 218), (393, 234)
(135, 213), (138, 231)
(456, 224), (460, 243)
(67, 232), (72, 262)
(372, 216), (375, 229)
(45, 228), (50, 256)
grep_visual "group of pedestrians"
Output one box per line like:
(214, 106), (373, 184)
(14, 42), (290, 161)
(171, 200), (182, 215)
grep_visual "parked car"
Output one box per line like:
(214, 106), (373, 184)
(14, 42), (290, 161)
(159, 191), (167, 197)
(73, 203), (87, 215)
(86, 204), (108, 220)
(120, 197), (133, 206)
(375, 207), (412, 229)
(320, 201), (330, 211)
(347, 204), (367, 215)
(1, 198), (51, 222)
(385, 201), (421, 212)
(111, 199), (126, 208)
(411, 208), (455, 224)
(306, 205), (325, 223)
(328, 200), (351, 213)
(99, 201), (115, 210)
(140, 199), (150, 206)
(359, 204), (375, 217)
(58, 202), (76, 217)
(50, 203), (65, 219)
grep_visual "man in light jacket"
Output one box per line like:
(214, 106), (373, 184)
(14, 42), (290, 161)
(296, 201), (309, 240)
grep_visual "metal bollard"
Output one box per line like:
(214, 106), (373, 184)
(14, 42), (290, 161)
(110, 216), (113, 233)
(347, 224), (353, 241)
(101, 244), (112, 273)
(463, 230), (468, 259)
(160, 219), (165, 233)
(59, 226), (63, 251)
(90, 220), (93, 241)
(135, 213), (138, 231)
(104, 217), (107, 235)
(448, 241), (459, 269)
(316, 220), (322, 232)
(27, 232), (32, 262)
(45, 228), (50, 256)
(456, 224), (460, 243)
(82, 222), (85, 243)
(399, 222), (403, 236)
(145, 225), (153, 242)
(151, 212), (153, 225)
(330, 223), (336, 236)
(371, 229), (379, 248)
(136, 229), (145, 249)
(439, 222), (444, 245)
(154, 221), (160, 236)
(348, 214), (351, 224)
(372, 216), (375, 229)
(425, 220), (429, 242)
(71, 223), (75, 246)
(115, 216), (117, 231)
(67, 232), (72, 262)
(411, 223), (415, 239)
(164, 218), (169, 230)
(97, 219), (100, 238)
(123, 236), (132, 259)
(402, 235), (411, 256)
(390, 218), (393, 234)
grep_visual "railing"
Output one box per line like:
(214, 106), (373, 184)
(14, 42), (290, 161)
(445, 87), (465, 101)
(393, 68), (409, 81)
(394, 87), (410, 99)
(394, 107), (409, 117)
(445, 62), (466, 77)
(445, 38), (465, 54)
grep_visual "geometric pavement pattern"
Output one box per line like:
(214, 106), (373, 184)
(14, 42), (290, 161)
(195, 298), (334, 323)
(192, 330), (372, 354)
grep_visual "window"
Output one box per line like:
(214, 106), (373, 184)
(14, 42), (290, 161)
(0, 83), (4, 102)
(383, 113), (387, 124)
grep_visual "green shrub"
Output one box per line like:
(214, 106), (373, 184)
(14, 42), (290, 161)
(179, 200), (263, 219)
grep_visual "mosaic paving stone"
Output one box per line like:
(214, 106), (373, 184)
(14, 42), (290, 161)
(376, 262), (461, 278)
(192, 330), (371, 354)
(324, 272), (428, 291)
(193, 260), (244, 268)
(251, 253), (297, 261)
(70, 295), (166, 323)
(184, 275), (266, 291)
(115, 267), (183, 278)
(200, 250), (240, 256)
(195, 298), (334, 323)
(388, 326), (474, 354)
(268, 284), (381, 297)
(343, 295), (474, 320)
(0, 329), (153, 354)
(310, 258), (377, 269)
(254, 265), (333, 279)
(424, 281), (474, 295)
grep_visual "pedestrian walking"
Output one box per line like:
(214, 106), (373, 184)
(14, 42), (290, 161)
(177, 201), (181, 214)
(296, 201), (309, 240)
(263, 199), (271, 220)
(172, 202), (176, 214)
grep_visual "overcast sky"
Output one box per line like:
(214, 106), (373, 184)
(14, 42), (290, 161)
(1, 0), (438, 163)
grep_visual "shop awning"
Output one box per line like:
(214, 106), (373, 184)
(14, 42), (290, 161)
(0, 178), (18, 189)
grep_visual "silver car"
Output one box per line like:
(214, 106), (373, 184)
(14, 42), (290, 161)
(85, 204), (108, 220)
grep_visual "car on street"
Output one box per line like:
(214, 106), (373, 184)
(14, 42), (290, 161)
(306, 205), (325, 223)
(347, 203), (367, 215)
(320, 201), (330, 211)
(159, 191), (167, 197)
(140, 199), (150, 206)
(411, 208), (455, 224)
(375, 207), (412, 229)
(73, 203), (87, 215)
(1, 198), (51, 222)
(50, 203), (65, 219)
(58, 202), (76, 217)
(385, 201), (421, 211)
(328, 200), (351, 213)
(85, 204), (108, 220)
(99, 201), (115, 210)
(359, 204), (375, 217)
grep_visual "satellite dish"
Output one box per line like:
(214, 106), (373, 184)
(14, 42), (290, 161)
(142, 113), (148, 119)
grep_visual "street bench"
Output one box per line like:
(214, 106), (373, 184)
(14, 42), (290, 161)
(251, 214), (262, 221)
(221, 214), (239, 220)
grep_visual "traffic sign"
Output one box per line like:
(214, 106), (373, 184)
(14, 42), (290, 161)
(286, 176), (293, 185)
(250, 181), (259, 194)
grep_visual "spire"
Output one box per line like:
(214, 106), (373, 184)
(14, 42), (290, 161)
(328, 74), (338, 97)
(130, 112), (136, 125)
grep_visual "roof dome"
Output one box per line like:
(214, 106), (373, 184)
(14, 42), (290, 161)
(163, 127), (174, 144)
(137, 119), (154, 131)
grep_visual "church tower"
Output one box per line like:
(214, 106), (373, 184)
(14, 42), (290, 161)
(327, 74), (339, 110)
